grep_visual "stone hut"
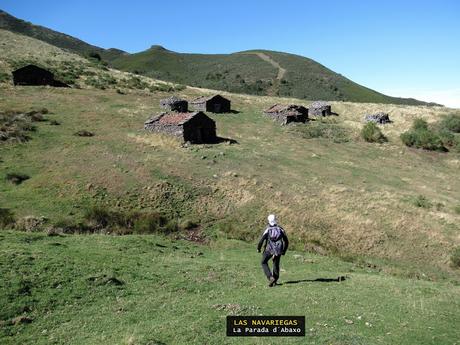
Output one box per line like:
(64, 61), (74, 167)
(159, 96), (188, 112)
(364, 112), (391, 124)
(309, 101), (332, 116)
(12, 65), (69, 87)
(144, 111), (216, 144)
(190, 95), (231, 113)
(264, 104), (308, 125)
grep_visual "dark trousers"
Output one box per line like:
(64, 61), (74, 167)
(261, 251), (281, 281)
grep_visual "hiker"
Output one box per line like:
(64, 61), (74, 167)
(257, 214), (289, 287)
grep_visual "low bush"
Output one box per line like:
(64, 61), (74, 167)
(0, 208), (15, 228)
(400, 118), (446, 151)
(411, 195), (432, 209)
(361, 122), (387, 143)
(440, 114), (460, 133)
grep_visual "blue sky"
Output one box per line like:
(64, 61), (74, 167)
(2, 0), (459, 107)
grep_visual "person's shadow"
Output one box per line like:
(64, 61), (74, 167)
(278, 276), (347, 285)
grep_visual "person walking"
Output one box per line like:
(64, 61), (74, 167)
(257, 214), (289, 287)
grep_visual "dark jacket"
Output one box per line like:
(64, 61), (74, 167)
(257, 225), (289, 255)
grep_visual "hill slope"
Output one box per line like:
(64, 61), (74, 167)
(0, 10), (126, 61)
(111, 46), (435, 105)
(1, 85), (458, 275)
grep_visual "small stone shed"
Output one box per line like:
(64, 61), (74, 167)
(309, 101), (332, 116)
(144, 111), (216, 144)
(264, 104), (308, 125)
(12, 65), (69, 87)
(190, 95), (231, 113)
(364, 112), (391, 124)
(159, 96), (188, 112)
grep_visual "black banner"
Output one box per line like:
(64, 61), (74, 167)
(226, 316), (305, 337)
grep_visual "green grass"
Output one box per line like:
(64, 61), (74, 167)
(0, 87), (459, 277)
(0, 230), (459, 345)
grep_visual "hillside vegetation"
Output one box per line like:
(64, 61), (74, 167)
(110, 47), (436, 105)
(1, 84), (459, 277)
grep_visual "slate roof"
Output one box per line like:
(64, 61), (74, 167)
(264, 104), (308, 116)
(145, 112), (199, 126)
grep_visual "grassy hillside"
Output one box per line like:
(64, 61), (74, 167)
(110, 47), (436, 106)
(0, 10), (126, 61)
(1, 231), (459, 345)
(0, 29), (184, 93)
(0, 85), (459, 276)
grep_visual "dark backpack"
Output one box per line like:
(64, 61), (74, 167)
(267, 226), (283, 256)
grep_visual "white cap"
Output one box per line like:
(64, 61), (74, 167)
(267, 214), (277, 226)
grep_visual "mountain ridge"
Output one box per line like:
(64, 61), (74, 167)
(0, 9), (441, 106)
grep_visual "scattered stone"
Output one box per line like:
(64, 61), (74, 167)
(364, 112), (391, 124)
(345, 319), (354, 324)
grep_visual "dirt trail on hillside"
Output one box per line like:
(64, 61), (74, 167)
(252, 52), (286, 80)
(244, 52), (286, 96)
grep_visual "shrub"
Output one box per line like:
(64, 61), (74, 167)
(451, 247), (460, 268)
(438, 129), (456, 147)
(400, 119), (446, 151)
(412, 118), (429, 131)
(411, 195), (432, 209)
(0, 208), (15, 228)
(6, 173), (30, 185)
(361, 122), (387, 143)
(440, 114), (460, 133)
